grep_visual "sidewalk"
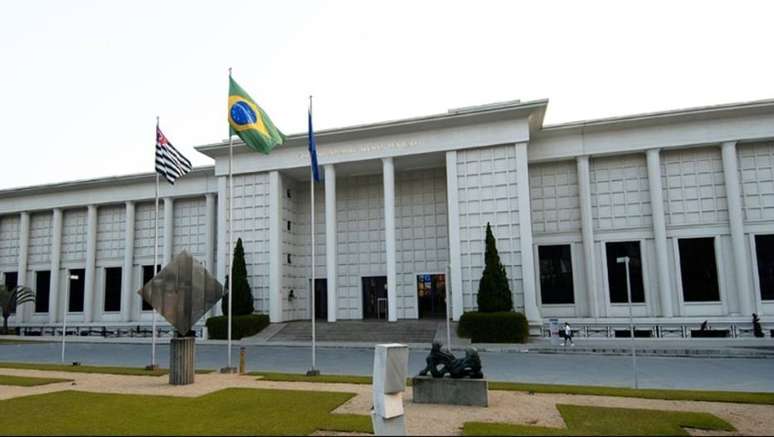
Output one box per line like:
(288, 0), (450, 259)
(3, 334), (772, 358)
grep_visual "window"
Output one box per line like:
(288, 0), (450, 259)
(3, 272), (18, 314)
(141, 265), (160, 311)
(68, 269), (85, 312)
(35, 271), (51, 313)
(678, 238), (720, 302)
(606, 241), (645, 303)
(539, 245), (574, 304)
(756, 234), (774, 301)
(104, 267), (122, 312)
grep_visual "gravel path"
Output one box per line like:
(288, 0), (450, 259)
(1, 368), (771, 435)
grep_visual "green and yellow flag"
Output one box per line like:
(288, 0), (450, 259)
(227, 76), (286, 154)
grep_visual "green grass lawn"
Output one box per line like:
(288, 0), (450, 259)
(464, 404), (735, 436)
(251, 371), (774, 405)
(0, 362), (215, 377)
(0, 388), (371, 435)
(0, 374), (72, 386)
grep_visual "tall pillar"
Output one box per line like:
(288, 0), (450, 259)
(215, 177), (227, 317)
(722, 141), (754, 315)
(324, 165), (338, 322)
(646, 149), (674, 317)
(269, 171), (283, 322)
(121, 201), (135, 322)
(576, 156), (599, 318)
(83, 205), (97, 323)
(48, 209), (62, 324)
(163, 197), (174, 265)
(515, 143), (541, 323)
(205, 193), (217, 317)
(17, 212), (30, 322)
(445, 151), (464, 321)
(383, 157), (398, 322)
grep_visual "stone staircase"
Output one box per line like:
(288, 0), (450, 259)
(266, 320), (441, 343)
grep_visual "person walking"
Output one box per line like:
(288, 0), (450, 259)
(562, 322), (574, 347)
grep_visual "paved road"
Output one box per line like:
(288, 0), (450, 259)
(1, 342), (772, 392)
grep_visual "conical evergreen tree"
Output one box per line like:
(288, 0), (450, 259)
(477, 222), (513, 312)
(222, 238), (255, 316)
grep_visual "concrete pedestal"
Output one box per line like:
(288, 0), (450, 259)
(412, 376), (488, 407)
(169, 336), (195, 385)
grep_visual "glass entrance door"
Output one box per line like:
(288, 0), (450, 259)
(312, 278), (327, 320)
(417, 273), (446, 319)
(361, 276), (387, 319)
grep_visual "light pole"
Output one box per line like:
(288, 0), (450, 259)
(61, 273), (78, 363)
(616, 256), (638, 389)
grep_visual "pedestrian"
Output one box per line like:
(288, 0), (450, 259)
(562, 322), (574, 347)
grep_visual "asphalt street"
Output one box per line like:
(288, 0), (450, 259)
(1, 342), (772, 392)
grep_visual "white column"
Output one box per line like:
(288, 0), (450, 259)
(383, 157), (398, 322)
(17, 212), (30, 322)
(515, 143), (541, 323)
(48, 209), (62, 324)
(324, 164), (338, 322)
(83, 205), (97, 323)
(445, 151), (464, 321)
(215, 177), (227, 317)
(722, 141), (754, 315)
(576, 156), (599, 318)
(269, 170), (283, 322)
(646, 148), (674, 317)
(205, 193), (217, 317)
(121, 201), (135, 322)
(163, 197), (174, 265)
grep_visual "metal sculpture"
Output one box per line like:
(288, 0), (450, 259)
(137, 250), (224, 385)
(418, 341), (483, 379)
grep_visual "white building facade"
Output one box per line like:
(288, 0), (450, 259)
(2, 98), (774, 337)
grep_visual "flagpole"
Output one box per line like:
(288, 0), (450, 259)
(226, 68), (235, 372)
(151, 116), (160, 369)
(308, 95), (318, 376)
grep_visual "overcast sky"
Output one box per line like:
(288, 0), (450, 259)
(1, 0), (773, 190)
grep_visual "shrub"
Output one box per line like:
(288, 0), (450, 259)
(222, 238), (255, 316)
(477, 223), (513, 312)
(458, 311), (528, 343)
(205, 314), (269, 340)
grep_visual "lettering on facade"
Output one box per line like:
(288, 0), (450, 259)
(296, 139), (419, 161)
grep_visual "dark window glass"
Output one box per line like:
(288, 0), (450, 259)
(756, 234), (774, 301)
(141, 265), (160, 311)
(68, 269), (85, 312)
(35, 271), (51, 313)
(679, 238), (720, 302)
(539, 245), (574, 304)
(606, 241), (645, 303)
(3, 272), (18, 314)
(104, 267), (122, 312)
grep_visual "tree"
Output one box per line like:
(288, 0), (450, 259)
(222, 238), (255, 316)
(477, 222), (513, 312)
(0, 285), (34, 334)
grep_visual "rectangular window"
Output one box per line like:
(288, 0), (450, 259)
(141, 265), (160, 311)
(756, 234), (774, 301)
(678, 237), (720, 302)
(539, 245), (574, 304)
(606, 241), (645, 303)
(3, 272), (18, 314)
(104, 267), (122, 312)
(68, 268), (85, 312)
(35, 271), (51, 313)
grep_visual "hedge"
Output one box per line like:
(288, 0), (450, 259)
(205, 314), (270, 340)
(457, 311), (528, 343)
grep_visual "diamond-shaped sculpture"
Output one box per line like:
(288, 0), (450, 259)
(137, 250), (224, 335)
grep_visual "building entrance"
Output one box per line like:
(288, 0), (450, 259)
(362, 276), (388, 319)
(417, 273), (446, 318)
(311, 278), (327, 320)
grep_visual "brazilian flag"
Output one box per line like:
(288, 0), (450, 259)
(228, 76), (286, 154)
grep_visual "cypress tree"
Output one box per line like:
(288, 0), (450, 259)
(222, 238), (255, 316)
(477, 222), (513, 312)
